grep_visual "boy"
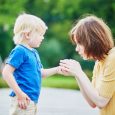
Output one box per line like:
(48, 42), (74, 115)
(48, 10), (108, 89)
(2, 13), (60, 115)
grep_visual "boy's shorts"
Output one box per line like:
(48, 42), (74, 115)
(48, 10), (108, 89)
(9, 96), (38, 115)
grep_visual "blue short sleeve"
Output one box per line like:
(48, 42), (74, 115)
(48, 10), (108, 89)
(6, 47), (25, 69)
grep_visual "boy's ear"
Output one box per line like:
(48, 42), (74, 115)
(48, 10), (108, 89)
(23, 32), (30, 40)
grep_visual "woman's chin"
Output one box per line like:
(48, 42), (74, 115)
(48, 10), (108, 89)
(82, 56), (88, 60)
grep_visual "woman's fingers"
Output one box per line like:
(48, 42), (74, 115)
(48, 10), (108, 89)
(60, 65), (69, 71)
(60, 59), (70, 64)
(59, 62), (69, 69)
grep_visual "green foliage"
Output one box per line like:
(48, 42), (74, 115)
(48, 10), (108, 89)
(0, 0), (28, 59)
(78, 0), (115, 35)
(0, 0), (115, 71)
(0, 0), (28, 25)
(39, 39), (65, 67)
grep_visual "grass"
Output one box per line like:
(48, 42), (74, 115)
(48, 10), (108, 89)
(42, 70), (92, 90)
(0, 76), (9, 88)
(42, 75), (79, 90)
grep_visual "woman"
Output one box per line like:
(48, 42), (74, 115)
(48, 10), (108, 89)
(59, 15), (115, 115)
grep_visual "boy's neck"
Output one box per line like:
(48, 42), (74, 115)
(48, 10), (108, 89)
(20, 42), (33, 50)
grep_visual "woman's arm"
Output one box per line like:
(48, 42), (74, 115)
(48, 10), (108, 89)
(77, 80), (96, 108)
(60, 59), (110, 109)
(75, 71), (110, 109)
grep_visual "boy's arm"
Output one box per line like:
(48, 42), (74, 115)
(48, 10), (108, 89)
(2, 64), (22, 95)
(2, 64), (30, 109)
(41, 67), (59, 78)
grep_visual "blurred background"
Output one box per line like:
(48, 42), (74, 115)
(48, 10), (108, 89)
(0, 0), (115, 89)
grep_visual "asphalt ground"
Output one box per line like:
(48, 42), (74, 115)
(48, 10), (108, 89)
(0, 88), (99, 115)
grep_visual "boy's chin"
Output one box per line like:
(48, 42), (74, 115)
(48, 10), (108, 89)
(33, 44), (41, 48)
(37, 44), (41, 48)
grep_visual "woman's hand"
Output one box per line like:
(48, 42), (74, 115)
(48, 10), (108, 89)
(59, 59), (83, 77)
(56, 65), (71, 76)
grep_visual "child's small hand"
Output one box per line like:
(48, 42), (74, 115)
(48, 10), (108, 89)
(17, 91), (30, 109)
(56, 66), (62, 74)
(56, 65), (70, 76)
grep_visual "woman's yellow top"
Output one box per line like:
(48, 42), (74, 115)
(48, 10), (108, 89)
(92, 47), (115, 115)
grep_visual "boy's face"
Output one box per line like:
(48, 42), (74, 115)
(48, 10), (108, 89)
(28, 29), (46, 48)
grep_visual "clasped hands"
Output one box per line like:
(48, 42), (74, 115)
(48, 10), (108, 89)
(57, 59), (83, 77)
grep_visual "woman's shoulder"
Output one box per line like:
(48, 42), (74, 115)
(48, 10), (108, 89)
(107, 47), (115, 61)
(102, 47), (115, 67)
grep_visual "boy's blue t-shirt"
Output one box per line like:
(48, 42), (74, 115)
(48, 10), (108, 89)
(6, 44), (43, 103)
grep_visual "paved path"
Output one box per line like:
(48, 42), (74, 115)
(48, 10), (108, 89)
(0, 88), (99, 115)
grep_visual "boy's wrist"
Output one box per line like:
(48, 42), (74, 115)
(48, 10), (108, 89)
(55, 66), (59, 74)
(15, 89), (23, 97)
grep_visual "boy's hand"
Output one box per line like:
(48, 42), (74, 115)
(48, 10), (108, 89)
(56, 66), (70, 76)
(17, 92), (30, 109)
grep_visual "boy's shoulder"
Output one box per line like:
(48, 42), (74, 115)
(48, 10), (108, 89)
(11, 45), (39, 57)
(32, 48), (38, 53)
(10, 45), (26, 56)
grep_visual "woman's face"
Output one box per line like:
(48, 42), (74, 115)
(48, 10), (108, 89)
(75, 43), (88, 60)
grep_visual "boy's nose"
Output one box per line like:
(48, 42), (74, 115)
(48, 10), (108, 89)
(42, 36), (44, 40)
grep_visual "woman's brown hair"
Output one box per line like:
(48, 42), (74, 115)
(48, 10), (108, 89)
(70, 15), (114, 60)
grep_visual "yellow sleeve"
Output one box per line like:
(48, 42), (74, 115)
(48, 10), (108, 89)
(98, 56), (115, 98)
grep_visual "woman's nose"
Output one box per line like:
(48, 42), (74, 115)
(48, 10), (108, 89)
(75, 46), (79, 52)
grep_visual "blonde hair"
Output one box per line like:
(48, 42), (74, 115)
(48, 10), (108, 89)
(13, 13), (48, 44)
(70, 15), (114, 60)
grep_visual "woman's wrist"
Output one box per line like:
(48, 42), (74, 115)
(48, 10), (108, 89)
(74, 70), (85, 79)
